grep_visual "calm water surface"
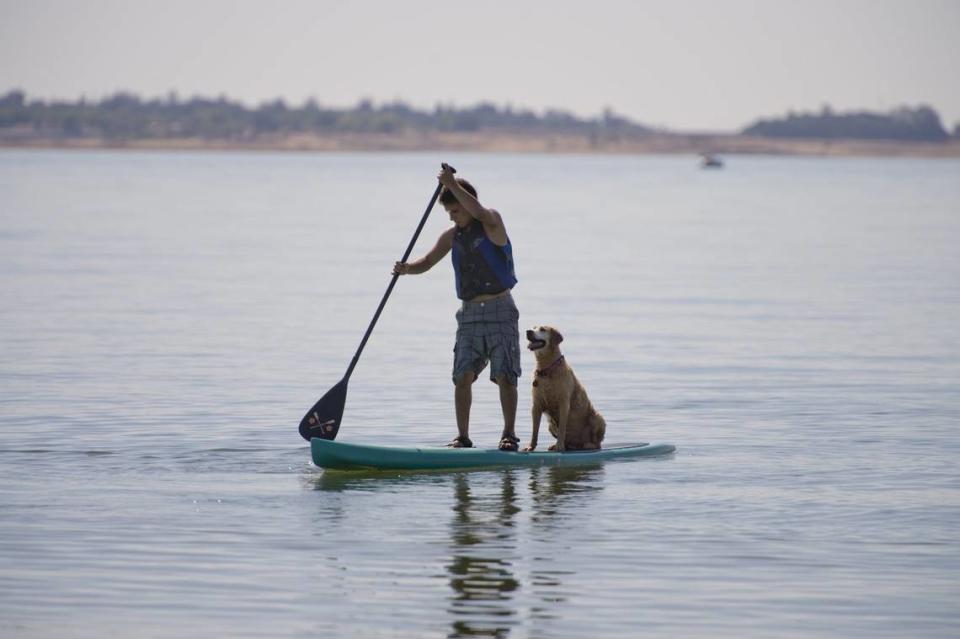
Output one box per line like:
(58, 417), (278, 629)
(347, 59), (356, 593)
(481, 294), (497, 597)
(1, 150), (958, 638)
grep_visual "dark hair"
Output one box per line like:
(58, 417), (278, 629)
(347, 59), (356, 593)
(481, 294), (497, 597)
(440, 178), (477, 206)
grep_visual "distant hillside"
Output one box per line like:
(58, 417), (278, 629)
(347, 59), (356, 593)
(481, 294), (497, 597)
(0, 90), (651, 141)
(742, 105), (949, 142)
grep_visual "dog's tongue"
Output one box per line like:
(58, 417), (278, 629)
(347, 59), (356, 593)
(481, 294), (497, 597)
(527, 340), (546, 351)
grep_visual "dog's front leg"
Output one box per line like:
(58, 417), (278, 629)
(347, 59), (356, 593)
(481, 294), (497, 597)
(554, 402), (569, 452)
(525, 404), (543, 452)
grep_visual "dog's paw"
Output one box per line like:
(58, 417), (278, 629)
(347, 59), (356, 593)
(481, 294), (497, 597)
(522, 442), (537, 452)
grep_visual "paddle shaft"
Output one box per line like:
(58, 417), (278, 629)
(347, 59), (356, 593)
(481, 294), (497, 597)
(343, 167), (452, 379)
(300, 163), (454, 441)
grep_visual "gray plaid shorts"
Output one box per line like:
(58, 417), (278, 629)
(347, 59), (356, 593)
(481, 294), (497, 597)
(453, 292), (522, 386)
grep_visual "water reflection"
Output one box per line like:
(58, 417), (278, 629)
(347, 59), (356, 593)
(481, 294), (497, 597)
(446, 471), (520, 638)
(526, 465), (603, 624)
(527, 465), (605, 530)
(306, 469), (452, 527)
(308, 465), (606, 637)
(445, 465), (605, 638)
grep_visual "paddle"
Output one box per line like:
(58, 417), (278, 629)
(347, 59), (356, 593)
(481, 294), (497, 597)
(298, 163), (456, 441)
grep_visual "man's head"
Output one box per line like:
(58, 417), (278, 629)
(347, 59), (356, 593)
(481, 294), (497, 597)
(441, 178), (477, 228)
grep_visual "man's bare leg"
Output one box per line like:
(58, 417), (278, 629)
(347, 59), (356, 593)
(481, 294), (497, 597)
(497, 375), (518, 441)
(454, 373), (473, 442)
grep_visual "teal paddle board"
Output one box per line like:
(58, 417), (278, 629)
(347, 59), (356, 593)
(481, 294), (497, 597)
(311, 438), (676, 471)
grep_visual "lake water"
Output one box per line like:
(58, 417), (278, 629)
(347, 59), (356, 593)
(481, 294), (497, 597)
(1, 149), (958, 638)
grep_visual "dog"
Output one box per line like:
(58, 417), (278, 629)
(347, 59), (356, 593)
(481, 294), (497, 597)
(524, 325), (606, 452)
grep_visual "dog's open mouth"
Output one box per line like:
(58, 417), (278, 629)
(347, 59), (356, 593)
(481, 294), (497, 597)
(526, 330), (546, 351)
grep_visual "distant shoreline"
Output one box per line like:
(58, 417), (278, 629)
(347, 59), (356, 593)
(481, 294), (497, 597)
(3, 131), (960, 158)
(5, 90), (956, 157)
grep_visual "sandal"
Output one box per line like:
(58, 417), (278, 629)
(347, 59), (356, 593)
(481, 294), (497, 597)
(447, 435), (473, 448)
(498, 435), (520, 452)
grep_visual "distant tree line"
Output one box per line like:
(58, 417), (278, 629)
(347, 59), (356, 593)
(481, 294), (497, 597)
(0, 90), (650, 140)
(4, 90), (955, 143)
(742, 105), (952, 142)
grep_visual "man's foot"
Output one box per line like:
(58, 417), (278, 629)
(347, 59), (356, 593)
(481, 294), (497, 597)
(498, 434), (520, 452)
(447, 435), (473, 448)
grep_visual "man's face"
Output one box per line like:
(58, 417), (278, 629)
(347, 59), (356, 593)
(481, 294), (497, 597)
(444, 202), (472, 228)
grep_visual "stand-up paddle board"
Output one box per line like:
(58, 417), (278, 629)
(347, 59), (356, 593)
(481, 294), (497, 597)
(311, 438), (676, 471)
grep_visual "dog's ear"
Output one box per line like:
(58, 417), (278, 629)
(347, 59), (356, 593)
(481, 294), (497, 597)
(551, 327), (564, 345)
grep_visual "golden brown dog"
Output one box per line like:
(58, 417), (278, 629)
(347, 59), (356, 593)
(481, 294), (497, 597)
(524, 326), (606, 452)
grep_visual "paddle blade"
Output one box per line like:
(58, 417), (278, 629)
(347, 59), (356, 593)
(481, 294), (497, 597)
(299, 378), (348, 441)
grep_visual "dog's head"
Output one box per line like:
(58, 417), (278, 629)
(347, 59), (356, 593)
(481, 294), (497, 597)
(526, 325), (564, 352)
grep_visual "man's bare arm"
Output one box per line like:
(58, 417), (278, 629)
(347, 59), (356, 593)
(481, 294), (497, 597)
(438, 166), (503, 229)
(393, 227), (454, 275)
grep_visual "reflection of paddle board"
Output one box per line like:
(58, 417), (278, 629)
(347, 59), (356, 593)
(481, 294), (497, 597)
(311, 439), (676, 471)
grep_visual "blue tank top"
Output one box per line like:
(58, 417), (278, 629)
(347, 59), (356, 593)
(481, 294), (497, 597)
(451, 220), (518, 301)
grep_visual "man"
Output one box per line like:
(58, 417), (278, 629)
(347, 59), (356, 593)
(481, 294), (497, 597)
(393, 165), (521, 450)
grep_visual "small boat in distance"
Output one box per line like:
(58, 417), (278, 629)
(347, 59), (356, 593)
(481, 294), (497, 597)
(700, 153), (724, 169)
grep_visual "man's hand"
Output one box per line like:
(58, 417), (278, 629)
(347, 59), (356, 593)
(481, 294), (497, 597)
(393, 261), (410, 275)
(437, 164), (457, 189)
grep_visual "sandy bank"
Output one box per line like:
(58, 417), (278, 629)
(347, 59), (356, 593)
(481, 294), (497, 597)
(3, 131), (959, 158)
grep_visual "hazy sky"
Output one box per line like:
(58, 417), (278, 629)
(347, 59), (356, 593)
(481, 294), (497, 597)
(1, 0), (958, 131)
